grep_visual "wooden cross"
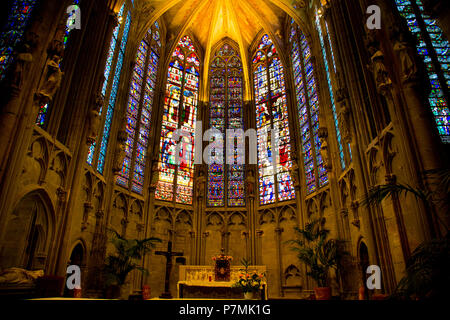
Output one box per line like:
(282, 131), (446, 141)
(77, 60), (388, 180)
(155, 241), (183, 299)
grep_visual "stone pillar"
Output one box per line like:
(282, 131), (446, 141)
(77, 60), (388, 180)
(195, 163), (207, 265)
(255, 230), (263, 265)
(0, 32), (37, 177)
(54, 5), (120, 281)
(274, 227), (284, 297)
(246, 165), (257, 264)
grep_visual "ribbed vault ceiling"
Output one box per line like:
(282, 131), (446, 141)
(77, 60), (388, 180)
(113, 0), (309, 99)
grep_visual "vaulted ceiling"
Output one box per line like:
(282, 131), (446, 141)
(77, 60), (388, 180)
(112, 0), (310, 99)
(122, 0), (309, 53)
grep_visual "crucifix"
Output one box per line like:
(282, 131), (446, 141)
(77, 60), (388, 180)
(155, 241), (183, 299)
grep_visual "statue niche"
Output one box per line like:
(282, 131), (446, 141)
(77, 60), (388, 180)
(365, 31), (392, 95)
(86, 94), (104, 145)
(35, 55), (63, 104)
(112, 122), (128, 174)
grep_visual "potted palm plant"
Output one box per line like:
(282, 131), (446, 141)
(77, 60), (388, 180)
(288, 219), (346, 300)
(232, 258), (265, 300)
(362, 169), (450, 299)
(103, 229), (161, 299)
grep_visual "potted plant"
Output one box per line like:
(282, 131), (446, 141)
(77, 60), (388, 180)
(362, 169), (450, 299)
(103, 229), (161, 299)
(232, 258), (265, 300)
(288, 219), (346, 300)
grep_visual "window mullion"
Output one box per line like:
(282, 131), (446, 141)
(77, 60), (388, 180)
(298, 31), (320, 191)
(128, 43), (151, 191)
(266, 53), (279, 203)
(94, 17), (126, 171)
(224, 64), (229, 206)
(410, 0), (450, 104)
(173, 53), (187, 203)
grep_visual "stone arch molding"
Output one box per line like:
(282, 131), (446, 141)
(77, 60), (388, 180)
(0, 189), (56, 271)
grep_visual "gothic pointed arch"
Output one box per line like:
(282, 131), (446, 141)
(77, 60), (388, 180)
(154, 35), (200, 205)
(86, 1), (133, 174)
(116, 20), (162, 193)
(252, 33), (296, 205)
(207, 39), (245, 207)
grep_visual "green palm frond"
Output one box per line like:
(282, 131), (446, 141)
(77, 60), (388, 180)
(103, 230), (162, 286)
(361, 183), (429, 208)
(287, 219), (347, 287)
(392, 234), (450, 299)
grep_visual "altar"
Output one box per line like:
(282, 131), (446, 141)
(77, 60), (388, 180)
(177, 265), (267, 299)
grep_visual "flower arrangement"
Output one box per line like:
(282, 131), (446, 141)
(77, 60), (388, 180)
(232, 258), (265, 293)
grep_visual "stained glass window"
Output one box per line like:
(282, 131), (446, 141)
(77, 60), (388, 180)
(86, 3), (131, 173)
(315, 11), (348, 169)
(97, 10), (131, 174)
(208, 43), (245, 207)
(252, 34), (295, 205)
(0, 0), (38, 81)
(155, 35), (200, 205)
(394, 0), (450, 143)
(35, 0), (80, 129)
(116, 22), (161, 194)
(289, 21), (329, 194)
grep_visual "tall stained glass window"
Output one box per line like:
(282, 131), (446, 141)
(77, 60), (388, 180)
(0, 0), (38, 81)
(208, 43), (245, 207)
(315, 10), (350, 169)
(35, 0), (80, 128)
(86, 3), (131, 174)
(155, 35), (200, 205)
(116, 22), (161, 194)
(394, 0), (450, 143)
(252, 34), (295, 205)
(289, 21), (328, 194)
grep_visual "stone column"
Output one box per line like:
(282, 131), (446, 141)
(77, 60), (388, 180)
(55, 6), (120, 280)
(246, 165), (257, 264)
(195, 163), (207, 265)
(0, 32), (37, 177)
(274, 226), (284, 297)
(255, 230), (264, 265)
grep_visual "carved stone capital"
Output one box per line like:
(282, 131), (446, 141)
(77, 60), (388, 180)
(350, 200), (359, 211)
(95, 210), (104, 219)
(56, 187), (67, 200)
(318, 127), (328, 139)
(351, 219), (360, 228)
(274, 227), (284, 234)
(84, 202), (93, 210)
(335, 87), (348, 103)
(385, 174), (396, 185)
